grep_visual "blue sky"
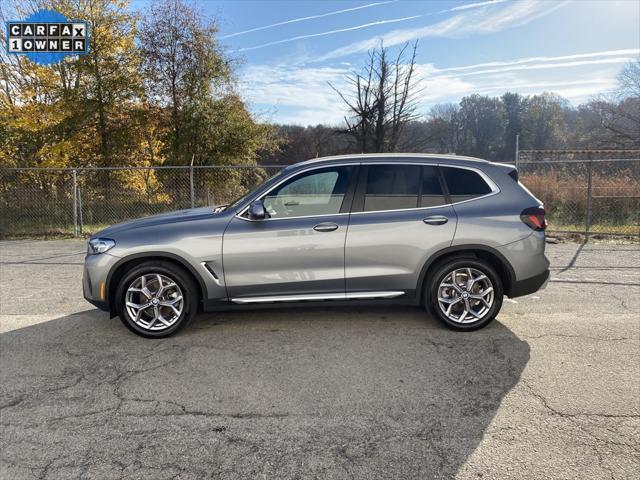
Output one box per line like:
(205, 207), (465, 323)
(138, 0), (640, 125)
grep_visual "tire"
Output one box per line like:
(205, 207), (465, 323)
(425, 257), (503, 331)
(115, 261), (199, 338)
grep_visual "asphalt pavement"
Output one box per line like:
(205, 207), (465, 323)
(0, 239), (638, 479)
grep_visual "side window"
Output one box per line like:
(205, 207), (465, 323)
(262, 166), (353, 218)
(420, 166), (446, 207)
(363, 165), (420, 211)
(442, 167), (492, 203)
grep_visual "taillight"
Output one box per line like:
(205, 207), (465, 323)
(521, 206), (547, 231)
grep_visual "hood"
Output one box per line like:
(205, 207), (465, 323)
(94, 206), (221, 238)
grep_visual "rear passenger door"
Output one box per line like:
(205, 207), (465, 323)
(345, 163), (457, 295)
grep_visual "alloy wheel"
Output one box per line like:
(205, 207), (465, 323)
(437, 267), (494, 324)
(125, 273), (184, 331)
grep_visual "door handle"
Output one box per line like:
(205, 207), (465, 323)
(313, 223), (339, 232)
(423, 215), (448, 226)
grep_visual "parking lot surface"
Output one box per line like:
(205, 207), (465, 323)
(1, 239), (639, 479)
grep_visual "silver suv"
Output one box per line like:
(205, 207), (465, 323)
(83, 154), (550, 337)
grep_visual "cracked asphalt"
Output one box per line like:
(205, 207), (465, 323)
(0, 239), (639, 479)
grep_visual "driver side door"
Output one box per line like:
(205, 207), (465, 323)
(222, 165), (358, 301)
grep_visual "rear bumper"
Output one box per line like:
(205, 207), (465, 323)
(509, 269), (549, 298)
(496, 232), (550, 298)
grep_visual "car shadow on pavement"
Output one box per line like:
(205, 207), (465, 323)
(1, 307), (529, 479)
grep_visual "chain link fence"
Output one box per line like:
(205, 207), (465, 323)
(1, 153), (638, 239)
(0, 165), (284, 238)
(515, 150), (639, 238)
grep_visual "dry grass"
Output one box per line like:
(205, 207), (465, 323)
(520, 170), (639, 233)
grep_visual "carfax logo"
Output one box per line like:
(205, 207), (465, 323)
(6, 9), (88, 65)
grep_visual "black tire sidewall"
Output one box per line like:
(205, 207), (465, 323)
(115, 261), (198, 338)
(426, 257), (503, 331)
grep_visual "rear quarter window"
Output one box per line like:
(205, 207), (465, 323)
(442, 167), (492, 203)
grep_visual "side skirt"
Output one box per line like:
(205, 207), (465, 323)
(232, 291), (405, 304)
(201, 290), (419, 312)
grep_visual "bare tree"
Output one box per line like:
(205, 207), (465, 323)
(428, 103), (462, 153)
(330, 41), (420, 153)
(585, 59), (640, 148)
(617, 59), (640, 99)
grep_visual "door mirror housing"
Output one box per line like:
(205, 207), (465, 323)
(247, 200), (266, 220)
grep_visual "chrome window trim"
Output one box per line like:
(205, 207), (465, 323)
(237, 211), (350, 222)
(235, 161), (500, 221)
(351, 205), (449, 216)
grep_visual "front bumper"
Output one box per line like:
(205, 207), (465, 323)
(83, 252), (119, 312)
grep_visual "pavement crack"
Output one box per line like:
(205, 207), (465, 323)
(523, 379), (639, 419)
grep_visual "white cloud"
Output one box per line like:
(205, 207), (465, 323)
(235, 0), (517, 53)
(240, 64), (351, 125)
(237, 15), (422, 52)
(439, 49), (640, 73)
(476, 78), (619, 93)
(413, 64), (476, 101)
(221, 1), (395, 38)
(315, 0), (570, 62)
(452, 57), (636, 77)
(449, 0), (508, 12)
(240, 48), (631, 124)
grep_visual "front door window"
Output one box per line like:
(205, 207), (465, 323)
(262, 166), (354, 218)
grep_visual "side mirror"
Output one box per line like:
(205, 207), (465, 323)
(247, 200), (266, 220)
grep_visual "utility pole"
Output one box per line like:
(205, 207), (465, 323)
(515, 134), (520, 169)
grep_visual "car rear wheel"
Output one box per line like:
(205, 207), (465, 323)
(115, 261), (198, 338)
(426, 257), (503, 331)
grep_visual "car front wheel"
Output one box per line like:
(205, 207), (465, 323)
(115, 261), (198, 338)
(426, 257), (503, 331)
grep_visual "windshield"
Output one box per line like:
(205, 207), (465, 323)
(225, 191), (253, 211)
(225, 169), (287, 212)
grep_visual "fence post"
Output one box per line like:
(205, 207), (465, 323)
(189, 155), (195, 209)
(78, 187), (83, 235)
(72, 169), (78, 237)
(585, 153), (594, 241)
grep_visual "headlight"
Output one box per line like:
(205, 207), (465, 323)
(87, 238), (116, 255)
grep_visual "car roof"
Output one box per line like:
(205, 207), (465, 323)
(284, 153), (495, 171)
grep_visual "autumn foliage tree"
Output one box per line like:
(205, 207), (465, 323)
(0, 0), (277, 170)
(0, 0), (144, 167)
(137, 0), (276, 168)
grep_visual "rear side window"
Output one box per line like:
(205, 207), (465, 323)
(364, 165), (420, 211)
(421, 166), (446, 207)
(442, 167), (492, 203)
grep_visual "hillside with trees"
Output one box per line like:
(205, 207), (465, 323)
(1, 1), (638, 169)
(265, 48), (639, 165)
